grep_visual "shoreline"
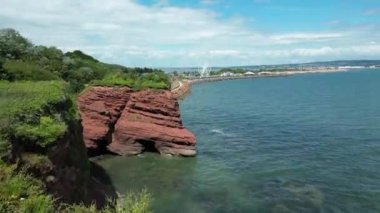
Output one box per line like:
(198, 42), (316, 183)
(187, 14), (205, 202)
(171, 68), (347, 98)
(188, 68), (347, 84)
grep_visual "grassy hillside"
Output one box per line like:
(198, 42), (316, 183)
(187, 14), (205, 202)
(0, 29), (155, 212)
(0, 28), (170, 92)
(0, 81), (69, 152)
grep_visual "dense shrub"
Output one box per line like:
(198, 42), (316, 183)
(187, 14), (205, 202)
(0, 162), (152, 213)
(14, 116), (67, 148)
(2, 60), (59, 81)
(0, 80), (68, 121)
(0, 162), (55, 213)
(0, 29), (171, 90)
(65, 50), (99, 63)
(0, 28), (32, 60)
(0, 81), (69, 151)
(92, 72), (135, 87)
(138, 71), (170, 90)
(92, 70), (170, 90)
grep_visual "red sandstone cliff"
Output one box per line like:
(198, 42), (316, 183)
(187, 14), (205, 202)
(77, 86), (132, 154)
(77, 87), (196, 157)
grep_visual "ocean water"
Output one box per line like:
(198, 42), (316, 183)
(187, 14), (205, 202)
(96, 69), (380, 213)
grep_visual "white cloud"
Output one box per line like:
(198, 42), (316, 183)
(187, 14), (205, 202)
(0, 0), (378, 67)
(264, 46), (336, 57)
(209, 50), (241, 56)
(270, 33), (345, 44)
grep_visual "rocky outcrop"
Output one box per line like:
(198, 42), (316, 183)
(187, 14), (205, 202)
(77, 87), (196, 157)
(108, 90), (196, 156)
(77, 86), (132, 155)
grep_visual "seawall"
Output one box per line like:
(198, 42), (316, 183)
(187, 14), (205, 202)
(171, 68), (348, 99)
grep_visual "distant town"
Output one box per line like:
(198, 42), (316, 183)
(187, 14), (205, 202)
(164, 60), (380, 78)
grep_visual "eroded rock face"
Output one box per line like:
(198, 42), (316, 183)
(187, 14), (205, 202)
(108, 90), (196, 156)
(77, 87), (196, 157)
(77, 86), (132, 154)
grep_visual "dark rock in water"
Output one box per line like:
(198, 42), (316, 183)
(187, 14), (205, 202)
(77, 87), (196, 157)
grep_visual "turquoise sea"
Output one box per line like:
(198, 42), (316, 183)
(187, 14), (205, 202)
(96, 69), (380, 213)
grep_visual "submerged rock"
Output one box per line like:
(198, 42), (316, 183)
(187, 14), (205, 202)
(77, 87), (196, 157)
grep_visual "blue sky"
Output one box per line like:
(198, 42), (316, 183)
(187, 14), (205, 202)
(0, 0), (379, 67)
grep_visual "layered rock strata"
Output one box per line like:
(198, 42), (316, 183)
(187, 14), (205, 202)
(77, 87), (196, 157)
(77, 87), (132, 155)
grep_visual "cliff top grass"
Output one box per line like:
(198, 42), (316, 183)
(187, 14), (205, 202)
(0, 28), (155, 212)
(0, 80), (67, 121)
(0, 80), (69, 149)
(91, 71), (171, 90)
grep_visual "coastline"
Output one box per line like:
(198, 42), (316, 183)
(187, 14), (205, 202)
(171, 79), (191, 99)
(171, 68), (347, 98)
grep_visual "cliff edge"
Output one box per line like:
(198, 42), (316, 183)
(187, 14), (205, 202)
(77, 86), (196, 157)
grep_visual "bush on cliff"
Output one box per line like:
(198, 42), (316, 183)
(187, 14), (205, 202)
(0, 29), (156, 212)
(0, 162), (55, 213)
(91, 72), (136, 87)
(0, 162), (152, 213)
(93, 70), (170, 90)
(0, 80), (67, 118)
(0, 80), (91, 204)
(14, 116), (67, 148)
(2, 60), (59, 81)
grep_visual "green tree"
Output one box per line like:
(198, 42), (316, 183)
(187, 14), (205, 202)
(0, 58), (5, 79)
(0, 29), (33, 59)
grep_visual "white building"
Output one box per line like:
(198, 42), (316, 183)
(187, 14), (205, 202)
(221, 72), (234, 77)
(244, 71), (255, 75)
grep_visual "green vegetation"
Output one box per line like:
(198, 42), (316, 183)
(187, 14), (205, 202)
(0, 162), (55, 213)
(209, 68), (246, 76)
(0, 81), (67, 118)
(0, 28), (170, 150)
(119, 189), (152, 213)
(0, 28), (158, 212)
(0, 80), (69, 150)
(0, 28), (170, 92)
(92, 69), (170, 90)
(0, 29), (32, 60)
(0, 162), (152, 213)
(62, 189), (152, 213)
(14, 116), (67, 148)
(3, 60), (59, 81)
